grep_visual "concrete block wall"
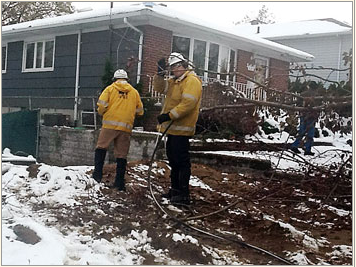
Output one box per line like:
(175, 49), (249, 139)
(38, 126), (164, 166)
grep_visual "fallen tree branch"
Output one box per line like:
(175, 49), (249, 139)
(200, 104), (255, 112)
(291, 66), (351, 72)
(235, 96), (352, 111)
(289, 73), (341, 85)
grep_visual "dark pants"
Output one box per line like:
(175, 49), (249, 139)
(166, 135), (191, 198)
(291, 116), (315, 153)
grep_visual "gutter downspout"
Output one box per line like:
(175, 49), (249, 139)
(74, 30), (82, 126)
(123, 17), (143, 84)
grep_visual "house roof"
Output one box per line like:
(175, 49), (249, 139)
(2, 2), (314, 62)
(234, 18), (352, 40)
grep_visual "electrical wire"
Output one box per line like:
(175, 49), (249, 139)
(146, 121), (293, 265)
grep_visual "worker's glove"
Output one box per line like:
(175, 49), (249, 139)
(157, 58), (167, 76)
(157, 113), (171, 124)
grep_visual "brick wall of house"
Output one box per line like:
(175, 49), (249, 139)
(236, 50), (289, 92)
(236, 50), (254, 84)
(268, 58), (289, 92)
(140, 25), (172, 95)
(140, 104), (162, 132)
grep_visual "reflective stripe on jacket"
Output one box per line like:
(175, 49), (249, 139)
(153, 71), (202, 136)
(97, 79), (144, 133)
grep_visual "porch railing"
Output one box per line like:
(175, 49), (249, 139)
(147, 75), (267, 103)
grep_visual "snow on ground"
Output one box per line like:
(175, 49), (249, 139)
(203, 129), (351, 173)
(2, 158), (186, 265)
(1, 115), (352, 264)
(199, 112), (352, 173)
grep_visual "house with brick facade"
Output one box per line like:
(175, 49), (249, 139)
(2, 2), (313, 127)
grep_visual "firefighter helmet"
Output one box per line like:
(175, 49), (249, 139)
(113, 69), (128, 79)
(168, 52), (186, 66)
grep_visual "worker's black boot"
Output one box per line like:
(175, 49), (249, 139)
(113, 158), (127, 191)
(161, 168), (180, 199)
(171, 167), (191, 205)
(92, 148), (106, 183)
(161, 188), (181, 199)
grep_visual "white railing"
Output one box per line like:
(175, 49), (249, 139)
(147, 75), (267, 103)
(233, 81), (266, 101)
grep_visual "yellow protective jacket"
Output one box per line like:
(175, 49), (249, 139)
(97, 79), (144, 133)
(153, 70), (202, 136)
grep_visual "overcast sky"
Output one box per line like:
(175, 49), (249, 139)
(72, 1), (353, 26)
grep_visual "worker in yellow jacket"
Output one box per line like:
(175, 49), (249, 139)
(154, 52), (202, 205)
(93, 69), (144, 191)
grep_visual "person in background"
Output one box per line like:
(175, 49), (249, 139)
(153, 52), (202, 205)
(93, 69), (144, 191)
(290, 97), (319, 156)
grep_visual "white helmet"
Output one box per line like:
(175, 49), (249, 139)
(113, 69), (128, 79)
(168, 52), (186, 66)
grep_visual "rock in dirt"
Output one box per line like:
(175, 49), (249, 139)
(13, 224), (41, 245)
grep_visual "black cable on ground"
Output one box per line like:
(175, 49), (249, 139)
(146, 121), (293, 265)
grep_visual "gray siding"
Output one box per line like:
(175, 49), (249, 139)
(2, 27), (140, 110)
(274, 34), (352, 87)
(2, 34), (78, 109)
(79, 27), (140, 101)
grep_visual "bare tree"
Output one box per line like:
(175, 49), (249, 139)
(234, 5), (275, 25)
(1, 2), (74, 26)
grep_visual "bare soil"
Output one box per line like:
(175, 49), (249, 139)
(72, 160), (352, 265)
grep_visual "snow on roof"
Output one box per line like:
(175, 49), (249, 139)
(2, 2), (314, 61)
(234, 18), (352, 39)
(2, 5), (144, 32)
(146, 4), (314, 60)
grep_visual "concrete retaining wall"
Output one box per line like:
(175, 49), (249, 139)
(38, 126), (164, 166)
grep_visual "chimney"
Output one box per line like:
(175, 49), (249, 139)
(257, 26), (260, 34)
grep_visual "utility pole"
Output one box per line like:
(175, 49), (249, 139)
(109, 2), (114, 59)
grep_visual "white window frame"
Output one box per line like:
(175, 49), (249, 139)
(230, 49), (238, 85)
(22, 39), (55, 72)
(171, 35), (191, 60)
(172, 35), (237, 85)
(203, 41), (210, 82)
(218, 45), (230, 82)
(2, 44), (8, 73)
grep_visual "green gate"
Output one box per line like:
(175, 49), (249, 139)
(2, 110), (40, 157)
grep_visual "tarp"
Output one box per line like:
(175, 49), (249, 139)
(2, 110), (40, 157)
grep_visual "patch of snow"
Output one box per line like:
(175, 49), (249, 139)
(327, 245), (352, 259)
(264, 216), (322, 252)
(228, 208), (246, 216)
(295, 202), (310, 212)
(323, 205), (350, 217)
(172, 233), (199, 245)
(285, 250), (314, 265)
(190, 176), (214, 191)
